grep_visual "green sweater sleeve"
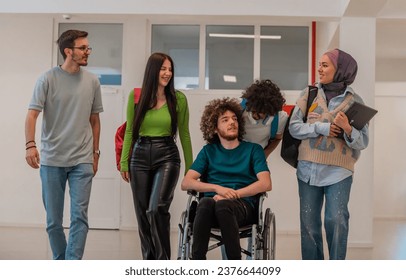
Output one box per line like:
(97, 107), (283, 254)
(120, 90), (193, 173)
(176, 91), (193, 173)
(120, 90), (135, 172)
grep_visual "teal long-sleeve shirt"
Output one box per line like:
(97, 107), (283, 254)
(120, 89), (193, 173)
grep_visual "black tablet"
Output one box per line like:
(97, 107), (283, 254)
(345, 101), (378, 130)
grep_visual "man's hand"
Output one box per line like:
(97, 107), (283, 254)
(213, 194), (226, 201)
(216, 186), (240, 199)
(25, 147), (40, 169)
(93, 153), (99, 175)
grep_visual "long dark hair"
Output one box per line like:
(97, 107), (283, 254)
(132, 53), (178, 142)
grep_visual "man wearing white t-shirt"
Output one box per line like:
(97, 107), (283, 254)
(241, 79), (288, 158)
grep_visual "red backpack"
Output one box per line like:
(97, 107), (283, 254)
(115, 88), (141, 171)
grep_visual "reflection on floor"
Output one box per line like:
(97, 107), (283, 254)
(1, 218), (406, 260)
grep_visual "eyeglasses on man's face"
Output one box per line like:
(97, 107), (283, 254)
(71, 46), (93, 52)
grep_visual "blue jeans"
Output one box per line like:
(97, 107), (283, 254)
(298, 176), (352, 260)
(40, 164), (93, 260)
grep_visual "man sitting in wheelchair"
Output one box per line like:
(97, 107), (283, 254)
(181, 97), (272, 260)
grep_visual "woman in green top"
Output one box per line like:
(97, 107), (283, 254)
(120, 53), (193, 260)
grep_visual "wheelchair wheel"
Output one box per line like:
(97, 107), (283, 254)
(262, 208), (276, 260)
(177, 200), (198, 260)
(177, 210), (187, 260)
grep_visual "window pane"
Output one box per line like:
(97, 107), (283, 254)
(58, 23), (123, 86)
(260, 26), (309, 90)
(151, 25), (200, 90)
(206, 25), (254, 89)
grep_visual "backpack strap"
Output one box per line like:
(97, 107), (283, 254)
(304, 85), (318, 122)
(269, 113), (279, 139)
(240, 98), (247, 111)
(134, 88), (141, 104)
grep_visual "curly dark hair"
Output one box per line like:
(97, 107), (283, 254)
(241, 79), (286, 115)
(200, 97), (245, 144)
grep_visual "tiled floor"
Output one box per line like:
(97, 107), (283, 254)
(1, 218), (406, 260)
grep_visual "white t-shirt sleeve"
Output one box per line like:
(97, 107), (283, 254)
(277, 110), (289, 134)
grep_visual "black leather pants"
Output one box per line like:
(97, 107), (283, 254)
(129, 136), (180, 260)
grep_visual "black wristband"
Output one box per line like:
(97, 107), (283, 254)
(26, 146), (37, 150)
(25, 140), (36, 146)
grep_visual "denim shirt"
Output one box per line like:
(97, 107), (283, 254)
(289, 85), (369, 186)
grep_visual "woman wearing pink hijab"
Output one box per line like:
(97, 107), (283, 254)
(289, 49), (369, 260)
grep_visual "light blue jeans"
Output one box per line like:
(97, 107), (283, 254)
(298, 176), (352, 260)
(40, 164), (93, 260)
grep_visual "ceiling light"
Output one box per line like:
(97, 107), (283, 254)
(209, 33), (281, 40)
(223, 75), (237, 83)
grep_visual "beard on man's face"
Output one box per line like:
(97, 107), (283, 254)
(72, 53), (88, 66)
(217, 128), (238, 141)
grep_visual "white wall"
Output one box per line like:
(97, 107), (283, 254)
(374, 83), (406, 219)
(339, 17), (376, 245)
(1, 4), (404, 250)
(0, 14), (53, 226)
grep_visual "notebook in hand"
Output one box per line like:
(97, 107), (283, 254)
(336, 101), (377, 139)
(344, 101), (378, 130)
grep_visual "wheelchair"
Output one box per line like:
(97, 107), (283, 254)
(177, 190), (276, 260)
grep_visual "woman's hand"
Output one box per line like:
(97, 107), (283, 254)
(121, 171), (130, 183)
(334, 111), (353, 136)
(329, 123), (342, 137)
(307, 111), (321, 120)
